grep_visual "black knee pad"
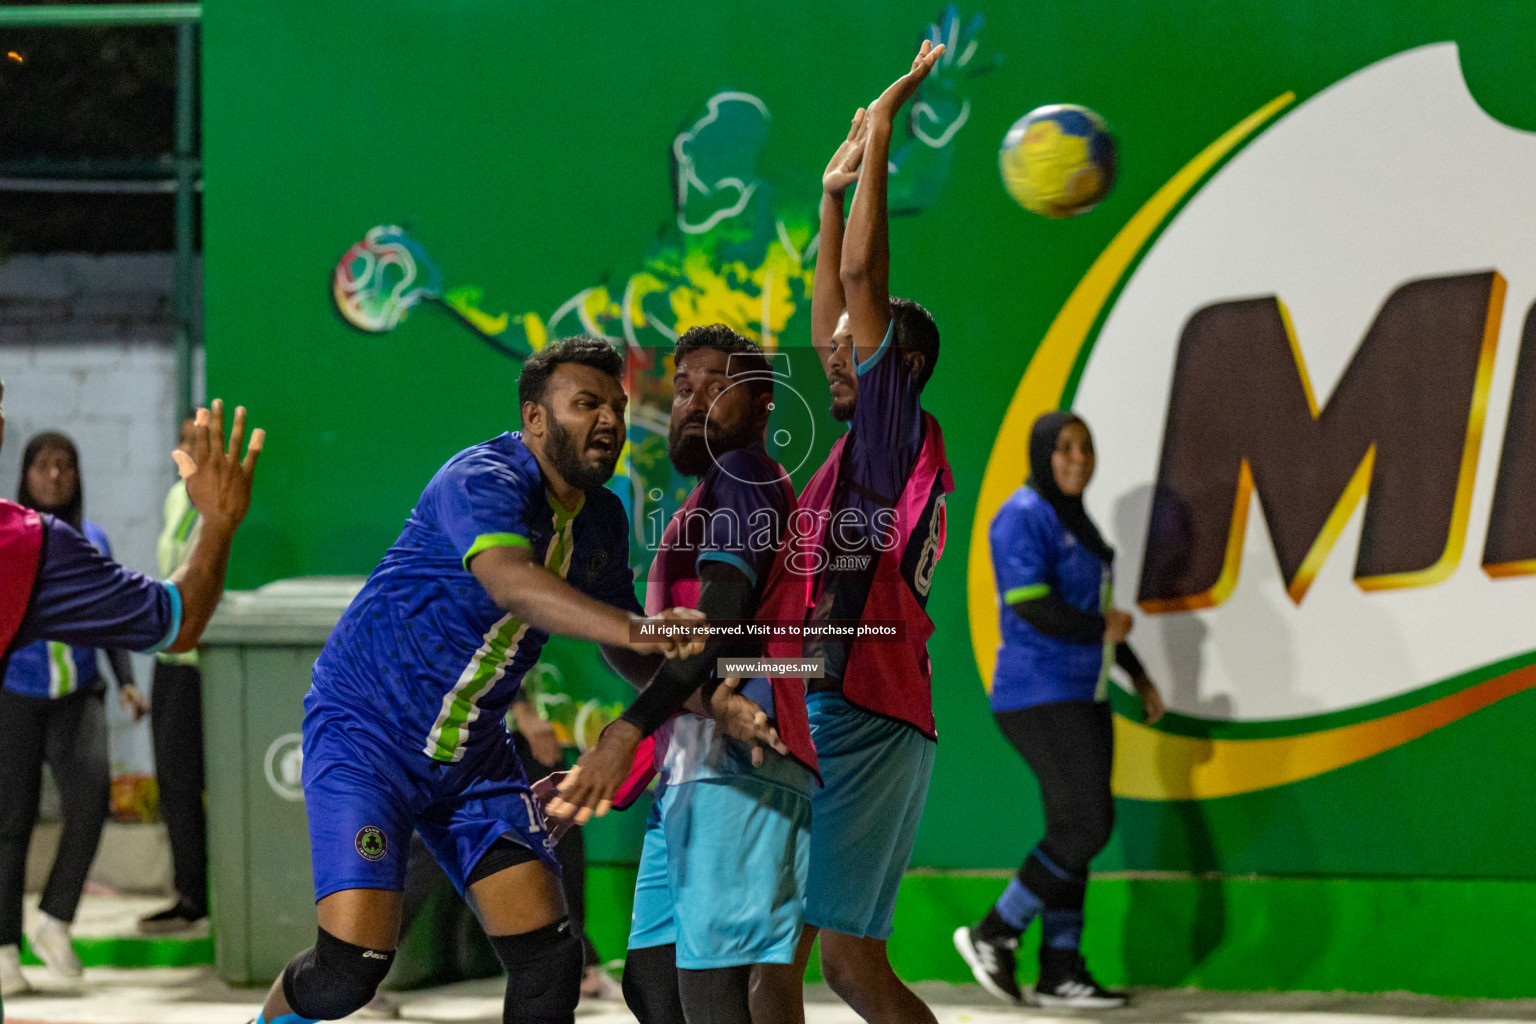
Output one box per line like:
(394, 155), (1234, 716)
(622, 944), (684, 1024)
(491, 919), (583, 1024)
(282, 926), (395, 1021)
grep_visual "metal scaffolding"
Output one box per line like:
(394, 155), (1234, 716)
(1, 3), (203, 423)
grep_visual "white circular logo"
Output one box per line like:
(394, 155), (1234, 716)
(263, 733), (305, 801)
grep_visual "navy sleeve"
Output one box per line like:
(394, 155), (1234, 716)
(595, 560), (643, 616)
(1012, 594), (1105, 644)
(695, 449), (790, 587)
(589, 494), (643, 616)
(847, 320), (924, 503)
(16, 518), (180, 653)
(82, 520), (112, 559)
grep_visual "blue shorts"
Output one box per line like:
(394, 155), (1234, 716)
(628, 740), (813, 969)
(803, 691), (934, 940)
(301, 691), (558, 901)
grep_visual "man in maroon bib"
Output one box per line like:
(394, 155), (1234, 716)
(0, 384), (261, 670)
(790, 43), (955, 1024)
(0, 381), (261, 1010)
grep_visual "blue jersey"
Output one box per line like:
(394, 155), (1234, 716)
(989, 486), (1110, 712)
(5, 520), (114, 698)
(311, 432), (642, 764)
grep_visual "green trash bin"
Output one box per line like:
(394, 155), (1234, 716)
(198, 576), (364, 986)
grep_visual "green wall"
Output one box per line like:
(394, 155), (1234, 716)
(203, 0), (1536, 887)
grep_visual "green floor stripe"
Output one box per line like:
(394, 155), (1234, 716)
(22, 933), (214, 969)
(39, 872), (1536, 998)
(582, 867), (1536, 998)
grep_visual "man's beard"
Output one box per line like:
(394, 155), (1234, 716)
(669, 413), (757, 477)
(547, 415), (619, 491)
(827, 372), (856, 422)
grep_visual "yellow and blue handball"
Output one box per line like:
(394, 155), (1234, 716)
(999, 104), (1116, 218)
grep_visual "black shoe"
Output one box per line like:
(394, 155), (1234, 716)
(953, 925), (1021, 1004)
(138, 900), (207, 935)
(1029, 949), (1128, 1008)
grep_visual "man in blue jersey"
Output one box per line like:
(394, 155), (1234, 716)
(253, 335), (745, 1024)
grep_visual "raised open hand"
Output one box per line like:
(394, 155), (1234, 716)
(912, 6), (997, 148)
(823, 108), (869, 197)
(868, 39), (946, 122)
(172, 399), (264, 534)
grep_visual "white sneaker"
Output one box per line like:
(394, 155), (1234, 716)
(27, 912), (83, 977)
(0, 942), (32, 996)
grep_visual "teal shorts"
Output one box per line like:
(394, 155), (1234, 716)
(628, 739), (813, 969)
(803, 691), (935, 940)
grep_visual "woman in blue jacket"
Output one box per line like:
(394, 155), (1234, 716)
(0, 433), (148, 995)
(953, 411), (1164, 1009)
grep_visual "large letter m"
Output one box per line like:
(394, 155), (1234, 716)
(1139, 272), (1503, 612)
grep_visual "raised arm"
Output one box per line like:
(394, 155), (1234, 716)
(163, 400), (263, 653)
(470, 544), (704, 660)
(842, 40), (944, 365)
(813, 108), (869, 366)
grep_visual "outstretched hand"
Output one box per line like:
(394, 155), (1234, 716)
(172, 399), (264, 534)
(530, 771), (577, 845)
(625, 607), (709, 660)
(545, 719), (642, 824)
(868, 39), (946, 122)
(823, 108), (869, 196)
(709, 677), (790, 767)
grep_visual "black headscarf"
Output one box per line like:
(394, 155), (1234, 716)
(1026, 411), (1114, 565)
(17, 431), (83, 532)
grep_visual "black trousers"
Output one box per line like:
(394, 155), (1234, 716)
(150, 662), (208, 916)
(994, 699), (1115, 907)
(0, 686), (111, 945)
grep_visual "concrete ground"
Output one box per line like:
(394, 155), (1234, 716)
(9, 896), (1535, 1023)
(7, 972), (1536, 1024)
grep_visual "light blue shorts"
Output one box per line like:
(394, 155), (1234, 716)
(803, 691), (935, 940)
(628, 740), (813, 969)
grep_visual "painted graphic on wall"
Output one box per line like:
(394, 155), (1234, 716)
(332, 4), (991, 558)
(331, 4), (995, 743)
(970, 43), (1536, 801)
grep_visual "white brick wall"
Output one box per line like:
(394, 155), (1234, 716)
(0, 339), (204, 780)
(0, 341), (182, 585)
